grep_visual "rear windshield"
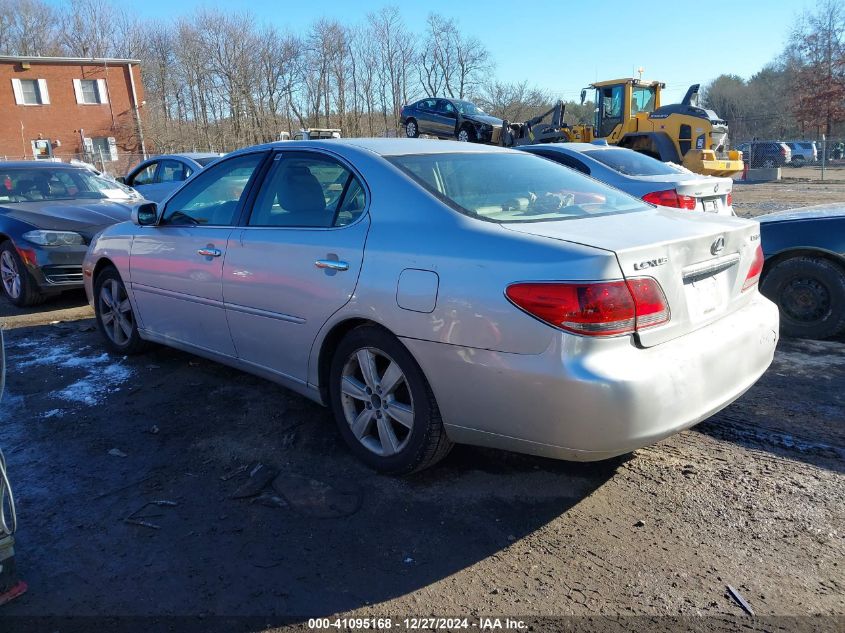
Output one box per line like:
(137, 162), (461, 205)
(194, 156), (220, 166)
(388, 152), (648, 223)
(582, 148), (682, 176)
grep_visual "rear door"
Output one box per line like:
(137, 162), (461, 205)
(130, 151), (268, 355)
(222, 150), (369, 384)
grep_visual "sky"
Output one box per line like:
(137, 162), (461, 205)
(73, 0), (813, 103)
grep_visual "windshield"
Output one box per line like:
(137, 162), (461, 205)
(0, 167), (121, 203)
(582, 148), (683, 177)
(389, 152), (649, 223)
(454, 101), (484, 116)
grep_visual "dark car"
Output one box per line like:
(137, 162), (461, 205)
(400, 98), (503, 143)
(759, 205), (845, 339)
(735, 141), (791, 168)
(0, 162), (133, 306)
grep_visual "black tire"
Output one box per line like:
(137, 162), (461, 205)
(328, 325), (452, 474)
(93, 265), (150, 354)
(405, 119), (419, 138)
(456, 125), (476, 143)
(791, 156), (805, 167)
(760, 256), (845, 340)
(0, 240), (45, 307)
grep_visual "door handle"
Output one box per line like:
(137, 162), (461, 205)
(315, 259), (349, 272)
(197, 248), (222, 258)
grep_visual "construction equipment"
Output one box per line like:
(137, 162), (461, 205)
(568, 78), (743, 177)
(500, 102), (570, 147)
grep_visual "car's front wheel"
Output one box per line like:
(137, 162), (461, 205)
(456, 125), (476, 143)
(761, 256), (845, 340)
(329, 325), (452, 474)
(94, 266), (149, 354)
(0, 241), (45, 307)
(405, 119), (419, 138)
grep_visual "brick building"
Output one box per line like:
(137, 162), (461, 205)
(0, 55), (147, 172)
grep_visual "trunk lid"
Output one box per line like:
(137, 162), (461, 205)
(503, 207), (761, 347)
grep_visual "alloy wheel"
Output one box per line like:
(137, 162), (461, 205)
(339, 347), (414, 457)
(0, 250), (21, 299)
(457, 129), (470, 142)
(406, 121), (417, 137)
(98, 278), (135, 346)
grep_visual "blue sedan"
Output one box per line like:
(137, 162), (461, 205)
(759, 205), (845, 339)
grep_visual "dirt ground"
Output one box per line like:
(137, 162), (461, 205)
(733, 166), (845, 217)
(0, 180), (844, 631)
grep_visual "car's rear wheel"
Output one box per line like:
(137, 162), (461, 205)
(761, 256), (845, 340)
(329, 325), (452, 474)
(791, 156), (805, 167)
(405, 119), (419, 138)
(94, 266), (149, 354)
(763, 158), (776, 168)
(0, 241), (45, 307)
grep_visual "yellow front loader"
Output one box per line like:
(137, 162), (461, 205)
(565, 79), (744, 177)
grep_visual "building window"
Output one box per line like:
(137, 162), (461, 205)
(11, 78), (49, 105)
(90, 137), (118, 162)
(73, 78), (109, 105)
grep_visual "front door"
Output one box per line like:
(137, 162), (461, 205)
(223, 150), (369, 384)
(130, 151), (268, 356)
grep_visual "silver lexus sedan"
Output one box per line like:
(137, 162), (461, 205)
(83, 139), (779, 473)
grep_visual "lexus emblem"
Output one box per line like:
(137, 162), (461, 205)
(711, 236), (725, 255)
(713, 184), (719, 193)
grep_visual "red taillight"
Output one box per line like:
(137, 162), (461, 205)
(742, 244), (765, 292)
(506, 278), (669, 336)
(726, 192), (733, 207)
(643, 189), (696, 210)
(780, 147), (787, 156)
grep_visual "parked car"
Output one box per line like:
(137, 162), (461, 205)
(758, 205), (845, 340)
(521, 143), (734, 215)
(735, 141), (791, 168)
(400, 98), (503, 143)
(120, 153), (223, 202)
(784, 141), (818, 165)
(0, 162), (133, 306)
(84, 139), (778, 473)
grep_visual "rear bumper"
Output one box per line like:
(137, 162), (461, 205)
(403, 293), (779, 461)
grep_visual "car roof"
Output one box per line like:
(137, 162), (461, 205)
(524, 142), (617, 154)
(149, 152), (223, 160)
(229, 138), (517, 158)
(0, 161), (84, 169)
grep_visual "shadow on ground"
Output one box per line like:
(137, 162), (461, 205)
(695, 335), (845, 473)
(0, 320), (621, 619)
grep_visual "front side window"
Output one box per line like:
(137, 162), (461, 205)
(163, 152), (265, 226)
(582, 148), (682, 176)
(390, 152), (648, 223)
(130, 163), (157, 186)
(249, 153), (365, 228)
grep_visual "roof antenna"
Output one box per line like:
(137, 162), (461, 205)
(637, 67), (645, 81)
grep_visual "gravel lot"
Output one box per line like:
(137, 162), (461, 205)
(0, 180), (843, 631)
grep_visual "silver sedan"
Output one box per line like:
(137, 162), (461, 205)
(83, 139), (779, 473)
(521, 143), (735, 215)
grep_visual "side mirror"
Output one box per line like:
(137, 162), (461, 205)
(115, 176), (126, 184)
(132, 202), (158, 226)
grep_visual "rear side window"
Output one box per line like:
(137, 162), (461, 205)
(389, 152), (648, 223)
(583, 148), (682, 176)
